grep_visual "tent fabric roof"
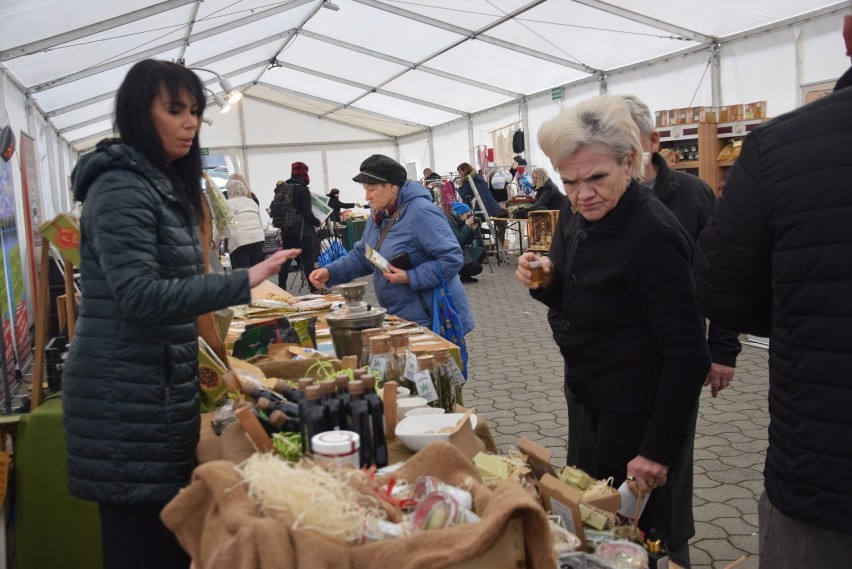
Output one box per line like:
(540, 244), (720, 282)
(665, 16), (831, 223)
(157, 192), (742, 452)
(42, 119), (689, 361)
(0, 0), (842, 150)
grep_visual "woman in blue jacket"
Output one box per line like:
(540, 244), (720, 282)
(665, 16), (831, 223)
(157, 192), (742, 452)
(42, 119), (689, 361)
(309, 155), (474, 336)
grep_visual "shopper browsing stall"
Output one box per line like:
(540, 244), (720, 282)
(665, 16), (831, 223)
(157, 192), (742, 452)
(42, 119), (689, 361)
(225, 178), (265, 268)
(515, 95), (709, 567)
(309, 154), (474, 335)
(326, 187), (361, 224)
(62, 59), (299, 569)
(528, 167), (566, 211)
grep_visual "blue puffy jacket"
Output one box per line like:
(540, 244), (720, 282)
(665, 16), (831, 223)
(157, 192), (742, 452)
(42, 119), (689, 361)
(325, 181), (475, 335)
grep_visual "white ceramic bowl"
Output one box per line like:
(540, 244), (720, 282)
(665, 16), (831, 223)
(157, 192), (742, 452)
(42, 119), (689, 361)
(396, 396), (428, 419)
(405, 407), (445, 417)
(395, 413), (478, 452)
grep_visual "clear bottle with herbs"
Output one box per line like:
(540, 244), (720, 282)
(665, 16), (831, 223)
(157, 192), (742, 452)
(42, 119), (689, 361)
(358, 327), (385, 367)
(432, 348), (464, 408)
(368, 334), (401, 387)
(430, 354), (456, 413)
(388, 330), (415, 392)
(416, 355), (453, 413)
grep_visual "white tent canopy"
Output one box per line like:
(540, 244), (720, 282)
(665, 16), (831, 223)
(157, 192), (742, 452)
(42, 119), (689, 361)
(1, 0), (850, 218)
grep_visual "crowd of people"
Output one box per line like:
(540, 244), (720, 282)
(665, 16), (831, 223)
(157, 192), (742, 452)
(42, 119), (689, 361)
(62, 16), (852, 568)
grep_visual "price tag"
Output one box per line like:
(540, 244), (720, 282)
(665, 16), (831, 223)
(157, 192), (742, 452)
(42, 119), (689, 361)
(404, 350), (418, 382)
(447, 360), (466, 386)
(413, 370), (437, 403)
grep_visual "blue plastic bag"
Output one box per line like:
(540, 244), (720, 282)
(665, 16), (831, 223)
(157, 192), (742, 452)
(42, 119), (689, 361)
(317, 240), (347, 267)
(431, 265), (469, 379)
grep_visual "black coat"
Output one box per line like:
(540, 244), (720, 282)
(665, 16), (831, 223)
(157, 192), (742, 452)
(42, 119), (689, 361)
(645, 153), (741, 367)
(271, 176), (320, 238)
(529, 179), (565, 211)
(327, 194), (355, 223)
(534, 182), (710, 465)
(695, 73), (852, 535)
(64, 140), (251, 505)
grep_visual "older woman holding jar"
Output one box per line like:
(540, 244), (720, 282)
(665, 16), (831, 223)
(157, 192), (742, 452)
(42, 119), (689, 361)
(516, 95), (709, 567)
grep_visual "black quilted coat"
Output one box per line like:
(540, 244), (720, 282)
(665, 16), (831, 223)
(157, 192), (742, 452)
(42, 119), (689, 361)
(695, 71), (852, 534)
(63, 140), (250, 505)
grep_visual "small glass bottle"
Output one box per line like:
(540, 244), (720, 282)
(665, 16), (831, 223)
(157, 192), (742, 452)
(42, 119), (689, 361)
(369, 334), (401, 387)
(297, 378), (316, 452)
(361, 374), (388, 467)
(419, 355), (455, 413)
(432, 348), (463, 408)
(359, 327), (385, 367)
(301, 385), (330, 454)
(347, 380), (374, 467)
(319, 379), (345, 430)
(388, 330), (415, 392)
(272, 379), (302, 403)
(334, 372), (352, 427)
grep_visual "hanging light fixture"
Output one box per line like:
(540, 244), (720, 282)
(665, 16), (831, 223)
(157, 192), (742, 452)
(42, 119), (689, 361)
(321, 1), (340, 11)
(204, 88), (231, 114)
(268, 58), (282, 71)
(187, 66), (242, 105)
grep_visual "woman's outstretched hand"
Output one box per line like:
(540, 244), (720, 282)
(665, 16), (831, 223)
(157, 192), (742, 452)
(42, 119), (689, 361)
(248, 249), (300, 288)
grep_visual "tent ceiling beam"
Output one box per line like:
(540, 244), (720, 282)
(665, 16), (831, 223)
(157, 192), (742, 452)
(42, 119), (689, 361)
(46, 90), (116, 118)
(0, 0), (197, 62)
(177, 1), (204, 63)
(299, 30), (522, 98)
(719, 1), (848, 44)
(353, 0), (592, 73)
(256, 82), (427, 131)
(70, 127), (113, 146)
(571, 0), (715, 44)
(58, 114), (111, 135)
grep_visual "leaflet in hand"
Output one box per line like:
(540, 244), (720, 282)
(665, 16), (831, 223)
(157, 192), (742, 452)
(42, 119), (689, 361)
(365, 245), (391, 273)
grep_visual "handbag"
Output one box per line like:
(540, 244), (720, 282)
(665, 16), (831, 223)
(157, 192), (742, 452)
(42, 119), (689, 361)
(431, 264), (469, 379)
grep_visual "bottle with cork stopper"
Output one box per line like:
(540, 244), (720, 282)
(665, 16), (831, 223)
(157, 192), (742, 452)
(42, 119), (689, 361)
(301, 384), (330, 454)
(368, 334), (400, 386)
(361, 373), (388, 467)
(346, 380), (374, 467)
(387, 330), (414, 392)
(358, 327), (385, 367)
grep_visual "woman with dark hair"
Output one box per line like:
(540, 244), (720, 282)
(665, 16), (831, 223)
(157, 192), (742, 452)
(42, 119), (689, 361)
(456, 162), (504, 217)
(62, 59), (298, 569)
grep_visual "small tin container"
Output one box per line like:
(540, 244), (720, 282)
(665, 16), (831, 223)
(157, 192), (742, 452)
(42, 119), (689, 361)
(311, 430), (360, 469)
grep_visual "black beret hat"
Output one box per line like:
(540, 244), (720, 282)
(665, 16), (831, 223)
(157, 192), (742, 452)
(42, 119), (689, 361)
(352, 154), (408, 187)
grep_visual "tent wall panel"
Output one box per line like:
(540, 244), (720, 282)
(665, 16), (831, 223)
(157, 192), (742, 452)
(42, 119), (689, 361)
(398, 133), (430, 180)
(431, 120), (469, 178)
(799, 12), (851, 86)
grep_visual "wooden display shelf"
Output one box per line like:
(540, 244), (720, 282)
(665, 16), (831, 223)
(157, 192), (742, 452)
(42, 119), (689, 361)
(675, 160), (699, 170)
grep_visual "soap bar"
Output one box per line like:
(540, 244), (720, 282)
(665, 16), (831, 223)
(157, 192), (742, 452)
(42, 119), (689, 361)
(559, 465), (591, 490)
(579, 503), (608, 531)
(474, 452), (508, 482)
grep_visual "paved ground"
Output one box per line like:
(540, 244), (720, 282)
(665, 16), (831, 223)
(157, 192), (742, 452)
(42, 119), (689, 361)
(359, 250), (769, 569)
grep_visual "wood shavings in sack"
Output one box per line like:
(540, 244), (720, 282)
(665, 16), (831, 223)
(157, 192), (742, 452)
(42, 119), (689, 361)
(239, 453), (387, 544)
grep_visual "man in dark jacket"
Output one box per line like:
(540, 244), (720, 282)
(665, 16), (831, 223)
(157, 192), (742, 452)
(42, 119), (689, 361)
(270, 161), (321, 292)
(694, 21), (852, 567)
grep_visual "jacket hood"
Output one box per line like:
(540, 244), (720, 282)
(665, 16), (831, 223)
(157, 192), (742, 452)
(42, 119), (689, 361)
(71, 139), (171, 203)
(286, 175), (308, 187)
(397, 180), (432, 206)
(648, 152), (676, 201)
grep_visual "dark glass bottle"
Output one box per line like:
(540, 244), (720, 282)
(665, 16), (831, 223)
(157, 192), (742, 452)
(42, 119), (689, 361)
(361, 374), (388, 467)
(301, 385), (330, 454)
(268, 408), (299, 432)
(334, 372), (351, 426)
(347, 380), (374, 467)
(256, 396), (299, 421)
(272, 379), (302, 403)
(320, 379), (345, 430)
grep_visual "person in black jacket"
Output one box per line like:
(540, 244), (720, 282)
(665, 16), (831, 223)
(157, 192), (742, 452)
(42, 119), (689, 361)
(516, 95), (710, 568)
(62, 60), (298, 569)
(694, 19), (852, 567)
(326, 187), (361, 223)
(529, 167), (566, 211)
(270, 162), (322, 292)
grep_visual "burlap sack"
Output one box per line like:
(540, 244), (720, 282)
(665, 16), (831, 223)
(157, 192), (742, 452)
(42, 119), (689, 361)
(163, 442), (555, 569)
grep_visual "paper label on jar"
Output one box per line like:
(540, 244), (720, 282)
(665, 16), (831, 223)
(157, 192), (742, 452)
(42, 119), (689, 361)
(370, 358), (388, 382)
(404, 350), (418, 381)
(413, 370), (437, 402)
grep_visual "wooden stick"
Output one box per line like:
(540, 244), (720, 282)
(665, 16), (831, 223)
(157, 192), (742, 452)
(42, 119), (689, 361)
(383, 381), (398, 441)
(31, 244), (52, 410)
(633, 488), (644, 531)
(723, 556), (747, 569)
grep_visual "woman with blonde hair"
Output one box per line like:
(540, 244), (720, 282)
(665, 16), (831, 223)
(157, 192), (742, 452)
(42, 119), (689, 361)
(515, 94), (709, 567)
(225, 179), (265, 268)
(529, 167), (566, 211)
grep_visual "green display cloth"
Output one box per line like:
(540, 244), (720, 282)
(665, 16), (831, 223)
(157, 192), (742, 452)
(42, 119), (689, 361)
(14, 394), (103, 569)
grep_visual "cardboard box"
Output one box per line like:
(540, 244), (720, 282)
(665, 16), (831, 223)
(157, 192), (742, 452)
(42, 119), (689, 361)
(718, 106), (730, 122)
(540, 474), (586, 547)
(700, 106), (717, 123)
(39, 213), (81, 266)
(677, 108), (689, 124)
(655, 110), (667, 128)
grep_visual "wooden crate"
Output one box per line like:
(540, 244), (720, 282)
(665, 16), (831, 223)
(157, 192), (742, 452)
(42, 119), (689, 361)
(527, 210), (559, 252)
